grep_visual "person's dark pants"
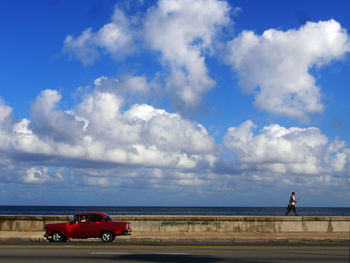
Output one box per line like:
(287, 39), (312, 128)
(285, 205), (298, 216)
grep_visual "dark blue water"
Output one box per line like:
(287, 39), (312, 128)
(0, 206), (349, 216)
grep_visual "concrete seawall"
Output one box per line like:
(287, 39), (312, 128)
(1, 215), (350, 233)
(0, 215), (349, 243)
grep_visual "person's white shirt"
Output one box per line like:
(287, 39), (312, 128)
(291, 195), (296, 205)
(289, 195), (296, 206)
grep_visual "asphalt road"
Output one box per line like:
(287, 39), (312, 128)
(0, 243), (348, 263)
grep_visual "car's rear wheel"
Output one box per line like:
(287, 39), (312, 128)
(101, 231), (114, 242)
(51, 232), (66, 242)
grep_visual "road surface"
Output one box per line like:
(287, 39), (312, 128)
(0, 243), (348, 262)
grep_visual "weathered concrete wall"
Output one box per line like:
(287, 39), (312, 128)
(0, 215), (349, 233)
(121, 216), (350, 233)
(0, 215), (71, 232)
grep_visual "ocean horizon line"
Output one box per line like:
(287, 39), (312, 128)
(0, 206), (349, 216)
(1, 205), (349, 208)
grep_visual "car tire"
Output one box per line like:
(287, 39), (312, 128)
(101, 231), (114, 242)
(51, 232), (66, 242)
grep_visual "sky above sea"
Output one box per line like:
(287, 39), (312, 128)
(0, 0), (350, 207)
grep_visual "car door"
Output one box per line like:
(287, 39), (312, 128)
(70, 215), (92, 238)
(88, 214), (104, 237)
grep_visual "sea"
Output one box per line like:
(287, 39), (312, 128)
(0, 206), (349, 216)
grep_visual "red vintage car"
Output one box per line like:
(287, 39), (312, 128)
(44, 212), (131, 242)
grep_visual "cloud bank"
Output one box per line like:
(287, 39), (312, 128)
(224, 120), (350, 184)
(0, 84), (349, 189)
(0, 78), (217, 185)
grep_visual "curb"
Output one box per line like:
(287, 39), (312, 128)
(0, 234), (348, 244)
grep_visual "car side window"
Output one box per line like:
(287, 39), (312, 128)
(91, 215), (103, 222)
(72, 214), (105, 222)
(105, 215), (113, 222)
(75, 215), (90, 223)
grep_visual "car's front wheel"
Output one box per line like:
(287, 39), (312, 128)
(101, 231), (114, 242)
(51, 232), (66, 242)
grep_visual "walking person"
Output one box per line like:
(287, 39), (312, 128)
(285, 192), (298, 216)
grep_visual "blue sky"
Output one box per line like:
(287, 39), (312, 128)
(1, 0), (350, 207)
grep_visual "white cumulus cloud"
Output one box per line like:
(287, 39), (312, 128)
(94, 75), (150, 95)
(0, 79), (216, 186)
(23, 167), (63, 184)
(63, 0), (231, 112)
(225, 19), (350, 119)
(144, 0), (231, 110)
(223, 120), (350, 177)
(63, 7), (134, 65)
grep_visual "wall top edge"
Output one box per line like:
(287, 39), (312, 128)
(0, 215), (349, 221)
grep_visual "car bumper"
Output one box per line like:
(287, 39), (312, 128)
(122, 230), (132, 235)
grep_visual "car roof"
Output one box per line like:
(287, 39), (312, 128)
(74, 212), (108, 217)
